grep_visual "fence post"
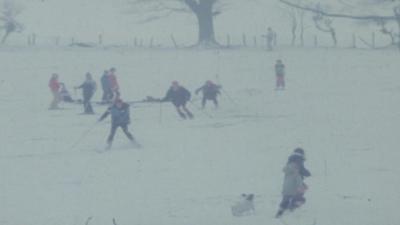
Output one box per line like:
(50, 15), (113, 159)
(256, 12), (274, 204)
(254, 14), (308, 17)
(372, 32), (375, 49)
(226, 34), (231, 48)
(171, 35), (178, 48)
(32, 33), (36, 46)
(314, 35), (318, 47)
(55, 36), (60, 46)
(150, 37), (154, 48)
(242, 33), (247, 47)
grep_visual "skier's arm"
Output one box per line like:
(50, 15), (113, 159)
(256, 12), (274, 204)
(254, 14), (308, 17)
(195, 86), (203, 95)
(161, 89), (172, 102)
(98, 108), (110, 122)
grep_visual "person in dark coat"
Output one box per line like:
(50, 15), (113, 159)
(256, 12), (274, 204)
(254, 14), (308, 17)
(195, 80), (221, 109)
(98, 98), (137, 149)
(276, 148), (311, 218)
(100, 70), (112, 103)
(161, 81), (194, 119)
(75, 73), (96, 114)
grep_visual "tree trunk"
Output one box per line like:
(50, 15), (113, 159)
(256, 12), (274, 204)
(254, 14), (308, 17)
(195, 1), (217, 45)
(185, 0), (218, 46)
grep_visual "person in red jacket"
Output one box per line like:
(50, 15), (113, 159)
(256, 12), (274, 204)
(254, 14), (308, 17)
(48, 73), (61, 109)
(108, 67), (120, 100)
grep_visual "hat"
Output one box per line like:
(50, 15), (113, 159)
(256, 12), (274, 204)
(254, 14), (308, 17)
(293, 148), (305, 156)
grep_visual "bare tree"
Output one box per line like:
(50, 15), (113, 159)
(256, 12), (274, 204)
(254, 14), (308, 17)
(279, 0), (400, 49)
(312, 3), (337, 47)
(0, 0), (23, 44)
(128, 0), (228, 47)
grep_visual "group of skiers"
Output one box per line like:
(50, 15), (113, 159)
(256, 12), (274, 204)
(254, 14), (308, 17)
(47, 60), (307, 217)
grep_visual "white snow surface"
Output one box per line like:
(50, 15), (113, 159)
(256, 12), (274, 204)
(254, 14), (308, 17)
(1, 0), (400, 225)
(1, 46), (400, 225)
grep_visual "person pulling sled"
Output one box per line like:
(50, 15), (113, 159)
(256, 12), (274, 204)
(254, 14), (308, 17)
(98, 98), (139, 150)
(275, 148), (311, 218)
(161, 81), (194, 119)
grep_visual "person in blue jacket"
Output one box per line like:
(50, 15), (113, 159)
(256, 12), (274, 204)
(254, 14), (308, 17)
(98, 98), (137, 149)
(75, 72), (96, 114)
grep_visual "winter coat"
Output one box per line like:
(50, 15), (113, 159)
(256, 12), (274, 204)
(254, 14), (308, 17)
(99, 103), (130, 126)
(108, 74), (119, 91)
(162, 86), (191, 106)
(281, 162), (304, 196)
(77, 80), (96, 98)
(275, 63), (285, 76)
(195, 83), (221, 99)
(287, 154), (311, 179)
(101, 74), (111, 91)
(49, 78), (60, 93)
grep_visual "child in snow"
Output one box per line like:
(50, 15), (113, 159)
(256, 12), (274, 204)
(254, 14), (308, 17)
(108, 67), (120, 100)
(161, 81), (194, 119)
(275, 59), (285, 90)
(75, 73), (97, 114)
(48, 73), (61, 109)
(195, 80), (221, 109)
(59, 83), (74, 103)
(98, 98), (138, 149)
(275, 148), (310, 218)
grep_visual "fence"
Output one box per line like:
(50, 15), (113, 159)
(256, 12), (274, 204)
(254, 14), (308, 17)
(4, 31), (396, 50)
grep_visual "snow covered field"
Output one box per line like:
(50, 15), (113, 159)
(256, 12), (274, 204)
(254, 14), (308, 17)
(0, 46), (400, 225)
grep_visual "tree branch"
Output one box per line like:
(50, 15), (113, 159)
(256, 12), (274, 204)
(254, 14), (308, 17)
(279, 0), (396, 21)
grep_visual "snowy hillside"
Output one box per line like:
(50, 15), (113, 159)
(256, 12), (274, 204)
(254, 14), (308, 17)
(1, 46), (400, 225)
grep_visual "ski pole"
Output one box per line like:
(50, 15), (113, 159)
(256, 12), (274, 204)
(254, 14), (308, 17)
(215, 74), (240, 107)
(68, 122), (98, 151)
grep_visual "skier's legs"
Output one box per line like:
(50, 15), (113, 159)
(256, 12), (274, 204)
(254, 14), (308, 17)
(175, 106), (186, 119)
(201, 97), (207, 109)
(49, 91), (60, 109)
(107, 124), (118, 146)
(121, 124), (135, 141)
(182, 104), (193, 119)
(211, 97), (218, 108)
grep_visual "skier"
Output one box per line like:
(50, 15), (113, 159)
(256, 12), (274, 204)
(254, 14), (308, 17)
(75, 72), (97, 114)
(275, 59), (285, 90)
(195, 80), (221, 109)
(98, 98), (139, 149)
(59, 83), (74, 103)
(100, 70), (112, 103)
(161, 81), (194, 119)
(108, 67), (120, 100)
(275, 148), (310, 218)
(48, 73), (61, 109)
